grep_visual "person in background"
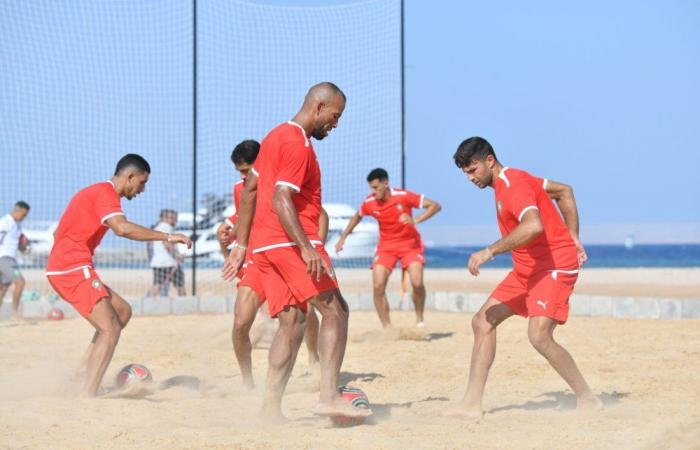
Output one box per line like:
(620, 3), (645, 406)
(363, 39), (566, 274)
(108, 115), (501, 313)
(0, 201), (31, 320)
(148, 209), (186, 297)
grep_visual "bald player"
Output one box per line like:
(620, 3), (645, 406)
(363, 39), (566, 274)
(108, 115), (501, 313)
(46, 154), (191, 397)
(218, 139), (324, 389)
(223, 82), (372, 422)
(446, 137), (600, 419)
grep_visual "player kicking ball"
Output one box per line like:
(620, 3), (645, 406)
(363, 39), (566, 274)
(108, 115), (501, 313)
(445, 137), (601, 419)
(335, 168), (441, 328)
(218, 139), (324, 389)
(223, 82), (372, 422)
(46, 154), (191, 397)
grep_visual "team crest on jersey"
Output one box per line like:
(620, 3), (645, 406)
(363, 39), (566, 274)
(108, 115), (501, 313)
(92, 279), (102, 290)
(396, 204), (403, 211)
(497, 201), (503, 215)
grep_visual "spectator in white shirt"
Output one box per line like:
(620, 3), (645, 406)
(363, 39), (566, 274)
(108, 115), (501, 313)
(0, 201), (31, 319)
(147, 209), (185, 297)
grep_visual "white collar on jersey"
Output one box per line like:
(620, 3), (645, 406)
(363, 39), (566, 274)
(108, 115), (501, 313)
(106, 180), (117, 190)
(497, 167), (511, 188)
(287, 121), (310, 148)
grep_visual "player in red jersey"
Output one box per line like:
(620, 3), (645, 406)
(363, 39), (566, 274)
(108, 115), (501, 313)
(223, 82), (372, 422)
(45, 154), (192, 397)
(335, 168), (441, 328)
(218, 140), (325, 389)
(445, 137), (601, 419)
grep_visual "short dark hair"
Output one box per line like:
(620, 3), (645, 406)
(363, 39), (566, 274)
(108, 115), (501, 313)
(114, 154), (151, 176)
(231, 140), (260, 165)
(367, 168), (389, 182)
(159, 208), (177, 219)
(14, 201), (30, 211)
(453, 137), (497, 168)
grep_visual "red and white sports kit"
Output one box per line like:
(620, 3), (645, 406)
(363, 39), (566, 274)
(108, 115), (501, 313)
(45, 182), (122, 318)
(490, 168), (579, 324)
(360, 189), (426, 271)
(227, 179), (266, 302)
(249, 121), (337, 318)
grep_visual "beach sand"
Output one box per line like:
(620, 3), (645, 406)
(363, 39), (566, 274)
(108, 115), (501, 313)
(1, 309), (699, 449)
(20, 267), (700, 299)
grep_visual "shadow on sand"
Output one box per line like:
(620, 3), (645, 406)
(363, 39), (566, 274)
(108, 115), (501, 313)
(339, 371), (385, 384)
(424, 332), (455, 342)
(488, 390), (629, 414)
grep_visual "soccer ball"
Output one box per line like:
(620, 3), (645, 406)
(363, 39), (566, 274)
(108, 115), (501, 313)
(330, 386), (371, 427)
(47, 308), (64, 321)
(116, 364), (153, 388)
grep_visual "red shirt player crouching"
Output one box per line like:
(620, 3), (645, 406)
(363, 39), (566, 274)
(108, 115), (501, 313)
(45, 154), (191, 397)
(335, 168), (441, 328)
(445, 137), (601, 420)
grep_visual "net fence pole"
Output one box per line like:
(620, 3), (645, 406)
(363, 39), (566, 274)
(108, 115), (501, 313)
(400, 0), (406, 189)
(191, 0), (198, 296)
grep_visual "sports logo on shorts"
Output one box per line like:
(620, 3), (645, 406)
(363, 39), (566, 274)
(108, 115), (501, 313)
(497, 201), (503, 215)
(327, 266), (336, 279)
(536, 300), (548, 309)
(92, 279), (102, 290)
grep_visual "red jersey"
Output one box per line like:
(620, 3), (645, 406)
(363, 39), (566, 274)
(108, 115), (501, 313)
(494, 167), (577, 275)
(225, 180), (245, 227)
(46, 181), (124, 273)
(251, 121), (323, 253)
(359, 188), (424, 250)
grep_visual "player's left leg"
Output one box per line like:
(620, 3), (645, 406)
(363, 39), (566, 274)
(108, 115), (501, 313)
(173, 266), (186, 296)
(0, 283), (9, 312)
(527, 317), (601, 410)
(405, 262), (426, 326)
(233, 286), (262, 389)
(310, 289), (372, 419)
(304, 305), (320, 374)
(75, 288), (132, 380)
(11, 276), (25, 318)
(261, 306), (306, 421)
(372, 265), (392, 328)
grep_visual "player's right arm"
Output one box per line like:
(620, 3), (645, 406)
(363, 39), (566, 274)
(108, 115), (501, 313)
(544, 179), (587, 266)
(105, 215), (192, 248)
(334, 212), (363, 254)
(221, 172), (257, 281)
(273, 186), (330, 281)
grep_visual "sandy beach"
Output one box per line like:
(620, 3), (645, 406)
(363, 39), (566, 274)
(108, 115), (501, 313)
(19, 267), (700, 300)
(1, 309), (699, 449)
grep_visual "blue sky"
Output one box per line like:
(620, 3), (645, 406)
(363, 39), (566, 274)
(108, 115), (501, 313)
(1, 0), (698, 245)
(258, 0), (700, 243)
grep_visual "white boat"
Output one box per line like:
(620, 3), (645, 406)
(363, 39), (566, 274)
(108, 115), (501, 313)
(175, 203), (378, 262)
(323, 203), (378, 259)
(20, 220), (57, 254)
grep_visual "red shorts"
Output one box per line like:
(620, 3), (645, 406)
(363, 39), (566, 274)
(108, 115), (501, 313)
(253, 245), (338, 318)
(372, 244), (425, 271)
(46, 266), (110, 318)
(237, 258), (266, 302)
(491, 269), (578, 324)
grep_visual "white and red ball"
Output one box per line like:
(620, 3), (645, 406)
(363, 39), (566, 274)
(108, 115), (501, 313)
(116, 363), (153, 388)
(47, 308), (64, 321)
(330, 386), (371, 427)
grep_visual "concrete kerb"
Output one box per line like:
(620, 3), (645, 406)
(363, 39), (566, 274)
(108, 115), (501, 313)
(3, 292), (699, 321)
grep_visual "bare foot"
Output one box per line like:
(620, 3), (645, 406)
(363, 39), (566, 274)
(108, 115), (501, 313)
(313, 398), (373, 419)
(260, 405), (287, 424)
(241, 377), (255, 390)
(441, 404), (484, 421)
(576, 393), (603, 412)
(308, 358), (320, 377)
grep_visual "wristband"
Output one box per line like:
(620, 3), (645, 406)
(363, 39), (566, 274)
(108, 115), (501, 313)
(166, 233), (173, 243)
(234, 242), (247, 251)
